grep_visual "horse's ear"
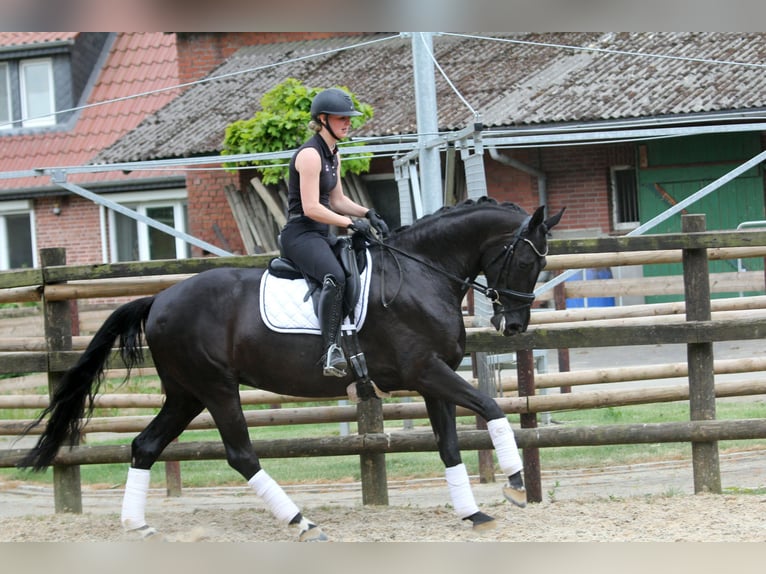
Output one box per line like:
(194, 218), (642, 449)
(529, 205), (546, 230)
(544, 206), (566, 230)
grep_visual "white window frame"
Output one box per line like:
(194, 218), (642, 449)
(0, 200), (36, 270)
(20, 58), (56, 128)
(610, 165), (639, 232)
(105, 189), (189, 262)
(0, 62), (11, 130)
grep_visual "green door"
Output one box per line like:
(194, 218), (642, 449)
(637, 133), (765, 302)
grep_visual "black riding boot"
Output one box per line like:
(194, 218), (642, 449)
(318, 275), (347, 377)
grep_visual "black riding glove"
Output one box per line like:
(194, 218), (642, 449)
(365, 209), (389, 238)
(348, 218), (372, 238)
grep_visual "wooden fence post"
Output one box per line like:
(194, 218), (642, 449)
(40, 247), (82, 513)
(474, 351), (496, 483)
(682, 214), (722, 494)
(554, 277), (572, 393)
(516, 349), (542, 502)
(357, 397), (388, 505)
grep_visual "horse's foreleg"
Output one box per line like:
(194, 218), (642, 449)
(487, 417), (527, 508)
(420, 359), (527, 510)
(424, 397), (495, 530)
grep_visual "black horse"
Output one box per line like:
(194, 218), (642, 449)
(19, 196), (564, 541)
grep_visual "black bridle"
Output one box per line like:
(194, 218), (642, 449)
(365, 215), (548, 309)
(481, 215), (548, 314)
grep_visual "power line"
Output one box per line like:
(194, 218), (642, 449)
(416, 32), (479, 120)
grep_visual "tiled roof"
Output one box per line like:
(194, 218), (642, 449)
(96, 32), (766, 164)
(0, 32), (180, 192)
(0, 32), (78, 48)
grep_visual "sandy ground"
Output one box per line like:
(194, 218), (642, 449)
(1, 448), (766, 542)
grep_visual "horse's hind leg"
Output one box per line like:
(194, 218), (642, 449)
(121, 388), (204, 536)
(204, 384), (327, 542)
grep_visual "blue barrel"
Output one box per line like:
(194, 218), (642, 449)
(566, 268), (615, 308)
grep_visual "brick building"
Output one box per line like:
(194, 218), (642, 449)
(2, 32), (766, 278)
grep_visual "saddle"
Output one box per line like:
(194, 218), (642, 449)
(268, 233), (368, 320)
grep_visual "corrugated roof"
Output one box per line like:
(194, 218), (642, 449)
(95, 32), (766, 164)
(0, 32), (181, 192)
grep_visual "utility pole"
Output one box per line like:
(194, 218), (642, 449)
(411, 32), (443, 214)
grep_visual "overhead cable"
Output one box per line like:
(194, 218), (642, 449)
(416, 32), (479, 120)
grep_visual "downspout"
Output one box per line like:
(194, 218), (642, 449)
(487, 146), (548, 214)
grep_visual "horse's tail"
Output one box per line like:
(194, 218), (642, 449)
(17, 296), (156, 471)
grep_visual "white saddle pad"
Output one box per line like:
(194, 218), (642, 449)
(260, 251), (372, 335)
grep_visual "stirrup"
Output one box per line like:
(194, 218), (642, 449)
(323, 344), (347, 377)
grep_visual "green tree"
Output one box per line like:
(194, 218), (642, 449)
(221, 78), (373, 185)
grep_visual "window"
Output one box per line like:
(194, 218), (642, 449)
(0, 201), (35, 270)
(611, 166), (639, 231)
(0, 63), (10, 129)
(20, 59), (55, 127)
(0, 57), (57, 129)
(107, 191), (190, 262)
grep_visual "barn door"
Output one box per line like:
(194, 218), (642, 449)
(637, 133), (765, 302)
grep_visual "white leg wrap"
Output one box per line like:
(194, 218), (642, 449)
(248, 469), (300, 524)
(487, 417), (523, 476)
(121, 467), (151, 531)
(445, 463), (479, 519)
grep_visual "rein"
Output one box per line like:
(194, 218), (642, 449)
(365, 215), (545, 308)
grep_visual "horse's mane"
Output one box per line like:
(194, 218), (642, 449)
(389, 196), (528, 236)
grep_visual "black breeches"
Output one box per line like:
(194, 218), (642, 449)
(280, 226), (346, 288)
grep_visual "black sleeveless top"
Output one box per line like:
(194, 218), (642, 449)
(286, 133), (339, 217)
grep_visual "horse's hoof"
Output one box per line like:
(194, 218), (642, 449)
(464, 511), (496, 531)
(299, 524), (328, 542)
(126, 524), (162, 541)
(502, 481), (527, 508)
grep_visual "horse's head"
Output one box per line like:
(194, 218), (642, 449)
(481, 205), (565, 336)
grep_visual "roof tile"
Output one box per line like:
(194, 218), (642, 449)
(0, 32), (78, 48)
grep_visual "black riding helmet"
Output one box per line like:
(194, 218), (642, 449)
(310, 88), (362, 122)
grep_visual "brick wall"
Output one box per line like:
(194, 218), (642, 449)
(34, 196), (104, 264)
(485, 148), (539, 210)
(483, 143), (636, 234)
(186, 168), (244, 257)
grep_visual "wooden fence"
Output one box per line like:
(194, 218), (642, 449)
(2, 215), (766, 512)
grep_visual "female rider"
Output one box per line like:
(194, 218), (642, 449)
(279, 88), (389, 377)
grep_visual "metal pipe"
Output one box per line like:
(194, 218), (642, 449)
(51, 173), (232, 258)
(411, 32), (443, 214)
(487, 145), (548, 211)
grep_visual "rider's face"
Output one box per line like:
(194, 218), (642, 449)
(326, 114), (352, 138)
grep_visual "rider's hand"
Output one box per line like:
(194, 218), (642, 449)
(348, 218), (372, 237)
(365, 209), (389, 238)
